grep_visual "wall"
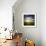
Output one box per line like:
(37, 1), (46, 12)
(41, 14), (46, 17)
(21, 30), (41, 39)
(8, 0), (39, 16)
(0, 0), (16, 30)
(13, 0), (41, 46)
(13, 0), (46, 46)
(41, 0), (46, 46)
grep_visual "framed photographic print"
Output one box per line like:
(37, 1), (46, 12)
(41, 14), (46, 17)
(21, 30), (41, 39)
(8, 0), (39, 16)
(22, 12), (36, 27)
